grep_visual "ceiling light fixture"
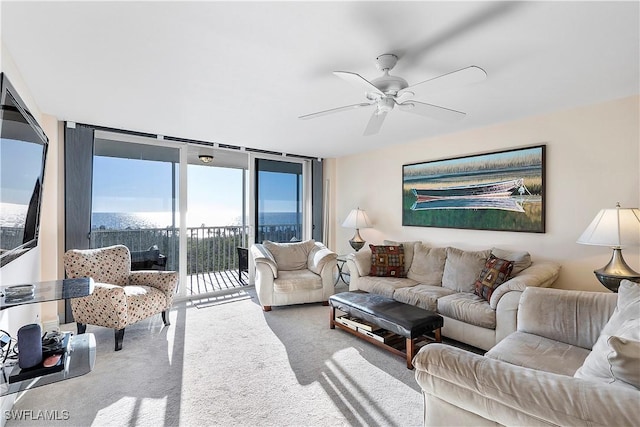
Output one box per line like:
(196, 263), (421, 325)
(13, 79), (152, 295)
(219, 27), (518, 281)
(199, 154), (214, 164)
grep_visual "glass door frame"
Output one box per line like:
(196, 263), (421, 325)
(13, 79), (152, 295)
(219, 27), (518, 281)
(92, 131), (191, 297)
(86, 131), (314, 295)
(247, 152), (313, 285)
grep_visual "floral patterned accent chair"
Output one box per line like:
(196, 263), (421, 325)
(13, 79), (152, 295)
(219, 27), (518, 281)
(63, 245), (179, 351)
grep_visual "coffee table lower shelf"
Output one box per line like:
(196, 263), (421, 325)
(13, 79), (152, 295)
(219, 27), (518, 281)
(330, 311), (441, 369)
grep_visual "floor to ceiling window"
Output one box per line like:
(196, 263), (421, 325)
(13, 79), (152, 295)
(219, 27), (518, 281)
(255, 158), (304, 243)
(90, 138), (180, 273)
(73, 127), (318, 299)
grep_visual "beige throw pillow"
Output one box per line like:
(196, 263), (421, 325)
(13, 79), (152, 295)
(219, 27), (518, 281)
(574, 280), (640, 390)
(491, 247), (532, 275)
(574, 321), (640, 390)
(606, 336), (640, 389)
(407, 244), (447, 286)
(263, 239), (316, 271)
(441, 247), (491, 293)
(384, 240), (420, 274)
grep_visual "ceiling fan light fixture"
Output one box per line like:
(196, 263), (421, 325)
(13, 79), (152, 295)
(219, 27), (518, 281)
(199, 154), (214, 164)
(300, 55), (486, 136)
(378, 97), (395, 113)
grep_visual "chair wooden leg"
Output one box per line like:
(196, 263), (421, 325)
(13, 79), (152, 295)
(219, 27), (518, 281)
(262, 305), (272, 312)
(77, 322), (87, 335)
(114, 328), (125, 351)
(162, 310), (170, 326)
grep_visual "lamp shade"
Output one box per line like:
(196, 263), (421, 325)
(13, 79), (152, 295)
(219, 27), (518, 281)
(342, 208), (372, 229)
(577, 205), (640, 248)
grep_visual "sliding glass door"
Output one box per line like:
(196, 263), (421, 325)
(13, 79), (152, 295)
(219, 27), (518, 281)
(78, 129), (317, 297)
(91, 138), (180, 273)
(186, 145), (249, 295)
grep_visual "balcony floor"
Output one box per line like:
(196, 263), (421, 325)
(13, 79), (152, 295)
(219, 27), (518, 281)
(187, 269), (249, 296)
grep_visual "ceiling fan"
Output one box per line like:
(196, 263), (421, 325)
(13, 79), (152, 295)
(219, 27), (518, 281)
(299, 54), (486, 136)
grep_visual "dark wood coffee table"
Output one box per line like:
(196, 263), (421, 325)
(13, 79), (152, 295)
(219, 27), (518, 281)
(329, 291), (443, 369)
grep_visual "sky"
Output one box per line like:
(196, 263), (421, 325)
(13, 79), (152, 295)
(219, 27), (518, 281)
(91, 155), (301, 227)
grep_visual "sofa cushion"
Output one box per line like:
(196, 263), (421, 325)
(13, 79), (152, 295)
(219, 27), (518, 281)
(437, 293), (496, 329)
(263, 239), (316, 271)
(355, 276), (419, 299)
(474, 256), (514, 301)
(369, 245), (406, 278)
(393, 284), (456, 312)
(407, 244), (447, 286)
(384, 240), (420, 275)
(574, 281), (640, 389)
(273, 270), (323, 293)
(441, 247), (491, 293)
(486, 331), (590, 376)
(491, 247), (532, 275)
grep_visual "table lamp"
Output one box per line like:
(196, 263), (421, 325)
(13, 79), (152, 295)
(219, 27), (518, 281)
(576, 203), (640, 292)
(342, 208), (372, 251)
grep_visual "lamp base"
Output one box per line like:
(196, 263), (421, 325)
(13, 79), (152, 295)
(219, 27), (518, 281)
(594, 248), (640, 292)
(349, 229), (366, 252)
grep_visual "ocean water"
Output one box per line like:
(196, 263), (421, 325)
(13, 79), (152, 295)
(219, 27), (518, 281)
(91, 211), (300, 230)
(0, 203), (27, 227)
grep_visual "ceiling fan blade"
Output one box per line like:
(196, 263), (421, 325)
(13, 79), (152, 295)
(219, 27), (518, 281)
(398, 101), (466, 122)
(400, 66), (487, 95)
(394, 91), (414, 104)
(333, 71), (384, 97)
(363, 110), (388, 136)
(299, 102), (373, 120)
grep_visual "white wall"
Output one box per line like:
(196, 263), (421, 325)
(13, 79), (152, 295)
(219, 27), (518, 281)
(332, 95), (640, 292)
(1, 43), (59, 335)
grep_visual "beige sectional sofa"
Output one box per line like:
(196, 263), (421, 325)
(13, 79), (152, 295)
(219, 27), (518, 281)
(346, 242), (560, 351)
(413, 281), (640, 426)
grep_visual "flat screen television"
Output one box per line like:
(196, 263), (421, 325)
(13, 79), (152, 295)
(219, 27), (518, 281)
(0, 72), (49, 268)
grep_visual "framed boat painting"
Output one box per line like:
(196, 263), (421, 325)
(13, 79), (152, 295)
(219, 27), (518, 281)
(402, 145), (545, 233)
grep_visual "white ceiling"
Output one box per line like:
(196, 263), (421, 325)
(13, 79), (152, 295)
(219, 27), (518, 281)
(2, 1), (639, 159)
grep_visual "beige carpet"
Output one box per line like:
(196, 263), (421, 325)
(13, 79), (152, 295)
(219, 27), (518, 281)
(7, 288), (427, 427)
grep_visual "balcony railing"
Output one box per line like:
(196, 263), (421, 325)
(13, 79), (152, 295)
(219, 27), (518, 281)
(88, 224), (300, 295)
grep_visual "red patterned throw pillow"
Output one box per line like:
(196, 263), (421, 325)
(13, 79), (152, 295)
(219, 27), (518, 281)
(474, 256), (514, 301)
(369, 245), (406, 277)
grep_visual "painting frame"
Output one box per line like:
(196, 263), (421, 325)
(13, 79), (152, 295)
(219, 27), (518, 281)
(402, 145), (546, 233)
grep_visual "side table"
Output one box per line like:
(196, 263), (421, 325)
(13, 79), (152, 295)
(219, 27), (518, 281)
(1, 333), (96, 396)
(335, 255), (351, 286)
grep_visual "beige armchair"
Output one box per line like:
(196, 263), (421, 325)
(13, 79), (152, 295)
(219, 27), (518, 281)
(63, 245), (179, 351)
(250, 240), (337, 311)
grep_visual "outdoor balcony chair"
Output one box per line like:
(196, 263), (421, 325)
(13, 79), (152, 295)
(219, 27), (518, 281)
(63, 244), (179, 351)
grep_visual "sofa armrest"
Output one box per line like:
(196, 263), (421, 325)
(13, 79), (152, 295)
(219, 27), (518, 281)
(69, 283), (128, 328)
(129, 270), (179, 306)
(518, 287), (617, 349)
(250, 244), (278, 278)
(414, 344), (639, 427)
(346, 249), (371, 277)
(488, 261), (560, 309)
(345, 249), (372, 291)
(307, 243), (337, 275)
